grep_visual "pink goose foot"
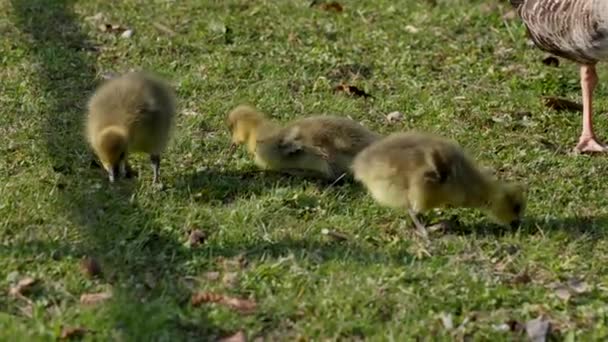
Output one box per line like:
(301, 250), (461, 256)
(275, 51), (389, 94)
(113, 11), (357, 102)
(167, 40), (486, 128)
(574, 136), (608, 153)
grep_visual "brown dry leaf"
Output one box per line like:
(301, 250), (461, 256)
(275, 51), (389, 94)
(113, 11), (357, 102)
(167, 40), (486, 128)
(404, 25), (419, 34)
(192, 292), (219, 306)
(506, 319), (525, 332)
(567, 277), (589, 294)
(204, 271), (221, 281)
(191, 292), (257, 314)
(219, 254), (248, 270)
(9, 277), (37, 297)
(554, 284), (571, 301)
(334, 84), (372, 98)
(60, 326), (88, 340)
(80, 291), (112, 305)
(80, 256), (103, 278)
(144, 272), (157, 289)
(510, 269), (532, 285)
(222, 272), (239, 288)
(502, 10), (517, 20)
(187, 229), (207, 247)
(320, 2), (344, 12)
(221, 296), (257, 314)
(311, 1), (344, 12)
(98, 23), (128, 34)
(219, 331), (247, 342)
(542, 96), (582, 112)
(526, 316), (550, 342)
(85, 12), (104, 22)
(288, 32), (301, 44)
(427, 219), (457, 233)
(542, 56), (559, 67)
(386, 111), (404, 124)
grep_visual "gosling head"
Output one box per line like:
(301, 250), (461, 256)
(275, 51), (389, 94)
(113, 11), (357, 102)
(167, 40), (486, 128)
(486, 181), (527, 228)
(96, 126), (128, 182)
(226, 105), (266, 151)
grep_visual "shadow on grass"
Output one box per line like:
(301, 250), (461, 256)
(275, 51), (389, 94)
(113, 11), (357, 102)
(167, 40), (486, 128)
(9, 0), (216, 338)
(173, 167), (365, 203)
(446, 215), (608, 240)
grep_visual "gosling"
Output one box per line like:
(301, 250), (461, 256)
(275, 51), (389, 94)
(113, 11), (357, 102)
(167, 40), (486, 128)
(352, 132), (526, 235)
(86, 71), (175, 184)
(227, 105), (381, 181)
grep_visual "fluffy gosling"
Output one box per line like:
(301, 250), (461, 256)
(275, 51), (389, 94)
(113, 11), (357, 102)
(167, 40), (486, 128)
(86, 71), (175, 184)
(227, 105), (381, 181)
(352, 132), (526, 235)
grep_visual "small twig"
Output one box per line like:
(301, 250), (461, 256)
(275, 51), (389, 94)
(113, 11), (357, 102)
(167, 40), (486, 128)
(152, 22), (177, 36)
(327, 172), (347, 187)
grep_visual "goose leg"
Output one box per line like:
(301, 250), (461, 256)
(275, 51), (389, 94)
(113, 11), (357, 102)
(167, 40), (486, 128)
(575, 64), (608, 153)
(150, 154), (161, 184)
(408, 209), (429, 238)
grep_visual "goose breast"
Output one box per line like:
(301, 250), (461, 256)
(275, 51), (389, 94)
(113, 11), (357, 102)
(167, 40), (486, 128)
(519, 0), (608, 63)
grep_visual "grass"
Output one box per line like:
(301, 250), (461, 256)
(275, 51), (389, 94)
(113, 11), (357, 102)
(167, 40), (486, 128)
(2, 0), (608, 340)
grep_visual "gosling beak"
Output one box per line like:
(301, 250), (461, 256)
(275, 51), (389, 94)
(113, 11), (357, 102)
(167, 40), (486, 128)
(509, 219), (521, 229)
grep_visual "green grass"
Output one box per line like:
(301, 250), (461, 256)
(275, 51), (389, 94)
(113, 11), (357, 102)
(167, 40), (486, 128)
(2, 0), (608, 340)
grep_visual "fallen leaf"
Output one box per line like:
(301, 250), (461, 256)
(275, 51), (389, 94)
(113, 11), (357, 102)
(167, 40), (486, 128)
(511, 269), (532, 285)
(311, 1), (344, 12)
(191, 291), (223, 306)
(334, 84), (372, 98)
(427, 219), (457, 233)
(492, 323), (511, 332)
(386, 111), (404, 124)
(9, 277), (37, 297)
(219, 331), (247, 342)
(204, 271), (221, 281)
(144, 272), (157, 289)
(321, 228), (349, 241)
(567, 277), (589, 294)
(80, 256), (103, 278)
(288, 32), (300, 44)
(554, 284), (571, 301)
(526, 316), (550, 342)
(60, 327), (88, 340)
(542, 96), (582, 112)
(120, 29), (134, 38)
(85, 13), (104, 22)
(507, 319), (525, 332)
(502, 10), (517, 20)
(320, 2), (343, 12)
(191, 292), (257, 314)
(187, 229), (207, 247)
(219, 254), (248, 270)
(98, 23), (129, 35)
(221, 296), (257, 314)
(404, 25), (419, 34)
(80, 291), (112, 305)
(542, 56), (559, 67)
(152, 22), (177, 36)
(439, 312), (453, 330)
(222, 272), (239, 288)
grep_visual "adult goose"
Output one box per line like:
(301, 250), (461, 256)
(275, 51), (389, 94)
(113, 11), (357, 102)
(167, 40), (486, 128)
(510, 0), (608, 152)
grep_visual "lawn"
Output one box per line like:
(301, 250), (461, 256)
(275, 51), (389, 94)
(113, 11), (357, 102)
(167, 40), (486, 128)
(2, 0), (608, 340)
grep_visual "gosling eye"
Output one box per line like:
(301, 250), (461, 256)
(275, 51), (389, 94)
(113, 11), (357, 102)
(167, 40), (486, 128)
(513, 204), (521, 215)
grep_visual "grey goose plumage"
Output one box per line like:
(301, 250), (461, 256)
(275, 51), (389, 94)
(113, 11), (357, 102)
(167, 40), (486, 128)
(511, 0), (608, 153)
(512, 0), (608, 64)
